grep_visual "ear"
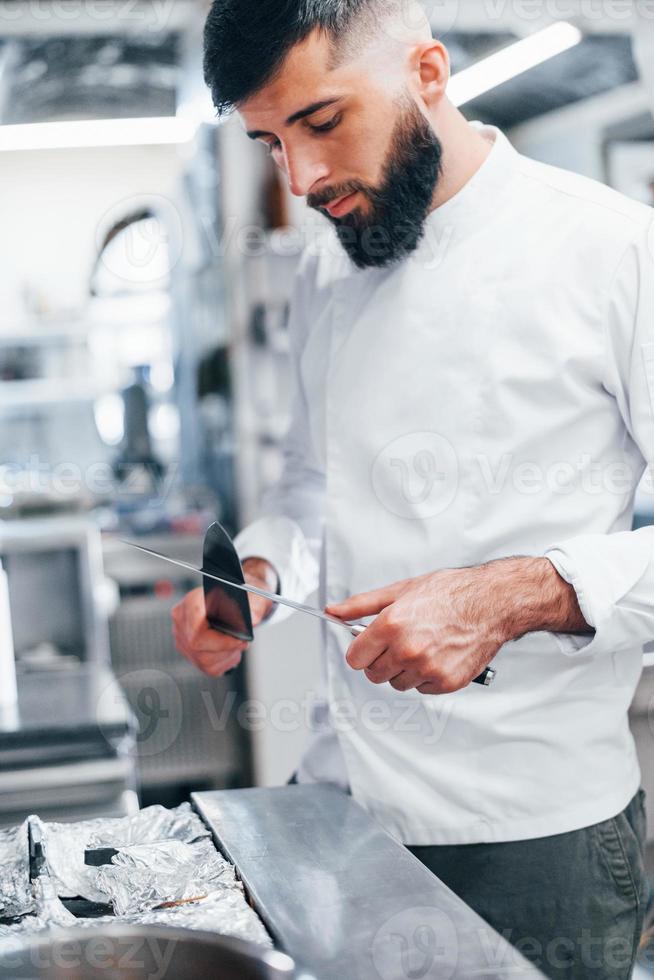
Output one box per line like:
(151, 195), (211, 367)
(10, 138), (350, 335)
(411, 40), (449, 107)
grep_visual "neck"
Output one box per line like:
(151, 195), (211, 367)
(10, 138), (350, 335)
(429, 102), (493, 212)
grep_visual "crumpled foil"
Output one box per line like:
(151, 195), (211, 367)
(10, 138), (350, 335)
(0, 876), (76, 940)
(0, 805), (272, 950)
(87, 803), (209, 848)
(110, 838), (230, 876)
(0, 820), (32, 919)
(93, 838), (240, 916)
(40, 803), (211, 903)
(71, 888), (273, 947)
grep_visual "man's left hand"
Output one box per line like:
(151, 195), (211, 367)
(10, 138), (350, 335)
(325, 557), (589, 695)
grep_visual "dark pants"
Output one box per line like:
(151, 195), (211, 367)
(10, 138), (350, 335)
(408, 788), (649, 980)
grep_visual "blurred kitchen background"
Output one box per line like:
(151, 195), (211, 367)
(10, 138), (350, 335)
(1, 0), (654, 846)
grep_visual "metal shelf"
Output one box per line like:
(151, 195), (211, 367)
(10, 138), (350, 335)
(0, 378), (111, 412)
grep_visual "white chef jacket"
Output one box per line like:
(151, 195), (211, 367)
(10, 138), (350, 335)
(235, 121), (654, 845)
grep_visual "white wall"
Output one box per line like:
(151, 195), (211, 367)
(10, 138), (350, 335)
(0, 142), (185, 325)
(510, 81), (651, 179)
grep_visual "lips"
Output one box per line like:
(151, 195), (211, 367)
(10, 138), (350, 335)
(323, 191), (358, 218)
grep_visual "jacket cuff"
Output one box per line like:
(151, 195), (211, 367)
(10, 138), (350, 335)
(544, 530), (651, 657)
(544, 551), (596, 656)
(233, 515), (320, 627)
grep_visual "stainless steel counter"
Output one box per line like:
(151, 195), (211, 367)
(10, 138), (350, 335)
(193, 784), (546, 980)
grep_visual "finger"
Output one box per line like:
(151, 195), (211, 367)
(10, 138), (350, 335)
(417, 680), (449, 696)
(345, 625), (388, 671)
(192, 643), (247, 662)
(191, 621), (241, 651)
(172, 588), (205, 638)
(173, 623), (245, 663)
(326, 583), (404, 621)
(176, 587), (204, 617)
(197, 650), (244, 677)
(390, 671), (420, 692)
(192, 645), (245, 673)
(173, 626), (242, 657)
(250, 594), (274, 626)
(363, 649), (400, 685)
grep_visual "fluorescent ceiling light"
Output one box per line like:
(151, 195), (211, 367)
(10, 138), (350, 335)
(0, 116), (196, 152)
(448, 21), (583, 107)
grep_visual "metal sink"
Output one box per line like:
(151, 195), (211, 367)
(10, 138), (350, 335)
(0, 925), (305, 979)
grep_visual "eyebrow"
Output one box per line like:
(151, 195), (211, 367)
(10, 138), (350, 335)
(246, 98), (341, 141)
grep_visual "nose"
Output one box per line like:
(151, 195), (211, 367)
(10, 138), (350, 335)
(282, 144), (330, 198)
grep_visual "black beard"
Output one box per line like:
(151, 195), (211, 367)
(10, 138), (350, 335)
(308, 103), (444, 270)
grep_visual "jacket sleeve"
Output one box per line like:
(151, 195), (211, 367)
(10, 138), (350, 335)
(233, 249), (326, 626)
(545, 218), (654, 657)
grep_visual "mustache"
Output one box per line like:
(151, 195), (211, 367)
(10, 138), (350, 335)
(307, 181), (369, 211)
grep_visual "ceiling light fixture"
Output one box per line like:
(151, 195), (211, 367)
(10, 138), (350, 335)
(448, 21), (583, 107)
(0, 116), (196, 152)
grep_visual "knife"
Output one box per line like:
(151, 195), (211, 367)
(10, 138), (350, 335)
(123, 540), (496, 686)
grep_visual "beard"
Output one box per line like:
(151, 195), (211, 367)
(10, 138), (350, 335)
(307, 101), (444, 270)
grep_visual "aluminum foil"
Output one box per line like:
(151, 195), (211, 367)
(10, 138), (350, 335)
(0, 820), (32, 919)
(124, 888), (272, 947)
(34, 814), (107, 904)
(40, 804), (211, 903)
(93, 838), (240, 916)
(0, 805), (272, 950)
(87, 803), (209, 848)
(110, 838), (230, 877)
(62, 888), (273, 948)
(0, 877), (76, 940)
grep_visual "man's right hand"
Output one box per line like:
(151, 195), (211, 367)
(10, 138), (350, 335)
(171, 557), (277, 677)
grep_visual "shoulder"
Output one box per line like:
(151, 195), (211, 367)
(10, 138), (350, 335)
(515, 151), (653, 246)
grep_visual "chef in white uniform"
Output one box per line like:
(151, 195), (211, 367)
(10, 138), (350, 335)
(173, 1), (654, 976)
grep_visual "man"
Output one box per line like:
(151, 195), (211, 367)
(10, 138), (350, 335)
(173, 2), (654, 976)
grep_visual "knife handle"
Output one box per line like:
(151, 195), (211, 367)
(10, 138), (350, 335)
(347, 623), (496, 687)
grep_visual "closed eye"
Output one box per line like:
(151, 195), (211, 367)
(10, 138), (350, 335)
(261, 111), (342, 154)
(308, 113), (342, 134)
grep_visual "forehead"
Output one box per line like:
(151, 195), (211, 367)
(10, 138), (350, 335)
(238, 29), (365, 130)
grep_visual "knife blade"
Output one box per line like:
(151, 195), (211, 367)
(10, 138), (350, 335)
(122, 539), (365, 636)
(122, 539), (496, 686)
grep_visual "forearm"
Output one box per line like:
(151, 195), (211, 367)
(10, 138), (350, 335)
(486, 556), (592, 644)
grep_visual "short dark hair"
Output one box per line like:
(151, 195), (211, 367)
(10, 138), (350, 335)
(203, 0), (395, 116)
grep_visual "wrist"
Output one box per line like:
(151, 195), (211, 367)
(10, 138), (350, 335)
(485, 555), (580, 644)
(242, 556), (279, 621)
(242, 556), (278, 589)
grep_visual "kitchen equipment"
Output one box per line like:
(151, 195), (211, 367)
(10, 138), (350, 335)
(0, 559), (17, 709)
(0, 521), (137, 827)
(0, 925), (301, 979)
(0, 666), (138, 828)
(124, 524), (497, 687)
(0, 517), (111, 666)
